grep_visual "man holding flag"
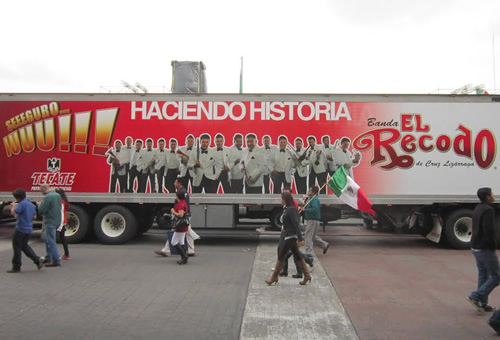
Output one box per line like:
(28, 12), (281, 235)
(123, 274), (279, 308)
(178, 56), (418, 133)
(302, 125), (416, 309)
(301, 186), (330, 255)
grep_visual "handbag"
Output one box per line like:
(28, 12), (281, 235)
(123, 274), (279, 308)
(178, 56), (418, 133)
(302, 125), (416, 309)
(174, 216), (189, 228)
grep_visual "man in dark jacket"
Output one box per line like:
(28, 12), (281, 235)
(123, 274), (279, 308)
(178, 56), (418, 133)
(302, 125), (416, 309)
(467, 187), (499, 313)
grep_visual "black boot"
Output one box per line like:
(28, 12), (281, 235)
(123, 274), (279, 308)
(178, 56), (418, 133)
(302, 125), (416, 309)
(176, 244), (188, 265)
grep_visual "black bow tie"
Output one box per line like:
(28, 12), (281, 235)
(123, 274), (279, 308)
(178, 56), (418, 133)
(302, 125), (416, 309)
(310, 147), (314, 150)
(217, 148), (223, 151)
(237, 147), (242, 151)
(325, 146), (329, 149)
(296, 149), (301, 152)
(160, 150), (164, 152)
(265, 147), (270, 150)
(170, 151), (175, 153)
(127, 147), (131, 149)
(187, 147), (192, 151)
(147, 149), (152, 152)
(115, 150), (120, 153)
(135, 150), (140, 153)
(280, 150), (285, 153)
(248, 149), (253, 152)
(201, 150), (208, 154)
(343, 150), (347, 153)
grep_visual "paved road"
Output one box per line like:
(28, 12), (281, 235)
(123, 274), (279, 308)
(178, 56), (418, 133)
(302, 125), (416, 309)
(317, 225), (500, 340)
(2, 222), (500, 339)
(0, 227), (258, 340)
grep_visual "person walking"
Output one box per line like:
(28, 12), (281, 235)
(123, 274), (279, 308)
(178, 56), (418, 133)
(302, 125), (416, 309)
(38, 184), (62, 267)
(301, 186), (329, 255)
(55, 188), (71, 260)
(170, 190), (190, 265)
(266, 192), (311, 285)
(467, 187), (500, 312)
(7, 189), (45, 273)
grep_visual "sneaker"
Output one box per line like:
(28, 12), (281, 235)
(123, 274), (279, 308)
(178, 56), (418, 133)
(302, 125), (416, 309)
(62, 255), (71, 260)
(484, 305), (497, 312)
(6, 268), (20, 273)
(37, 257), (45, 270)
(323, 244), (330, 255)
(488, 319), (500, 335)
(45, 262), (61, 267)
(154, 250), (168, 257)
(467, 297), (486, 313)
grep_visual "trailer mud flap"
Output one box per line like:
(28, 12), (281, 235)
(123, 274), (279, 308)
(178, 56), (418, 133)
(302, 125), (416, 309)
(425, 215), (442, 243)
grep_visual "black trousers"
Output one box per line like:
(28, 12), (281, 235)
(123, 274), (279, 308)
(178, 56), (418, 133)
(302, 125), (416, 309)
(12, 230), (40, 270)
(277, 238), (301, 263)
(309, 170), (327, 194)
(137, 173), (147, 193)
(157, 167), (166, 193)
(128, 167), (140, 192)
(246, 185), (262, 194)
(110, 174), (127, 193)
(218, 170), (231, 194)
(193, 175), (218, 193)
(147, 171), (156, 193)
(271, 172), (290, 194)
(263, 175), (270, 194)
(231, 179), (244, 194)
(58, 227), (69, 256)
(294, 175), (307, 194)
(165, 169), (179, 193)
(182, 173), (193, 191)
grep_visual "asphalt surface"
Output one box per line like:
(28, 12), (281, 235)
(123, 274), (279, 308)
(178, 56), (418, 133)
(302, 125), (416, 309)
(0, 227), (258, 340)
(2, 222), (500, 339)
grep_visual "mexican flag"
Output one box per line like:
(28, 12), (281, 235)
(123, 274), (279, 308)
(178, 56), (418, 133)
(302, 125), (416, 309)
(327, 166), (375, 216)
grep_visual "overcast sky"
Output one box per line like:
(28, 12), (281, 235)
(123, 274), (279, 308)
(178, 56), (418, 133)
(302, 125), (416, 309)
(1, 0), (499, 94)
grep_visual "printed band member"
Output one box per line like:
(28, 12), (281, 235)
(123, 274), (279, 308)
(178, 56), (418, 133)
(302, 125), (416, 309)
(262, 135), (277, 194)
(240, 133), (265, 194)
(165, 139), (181, 193)
(321, 135), (336, 175)
(128, 139), (143, 193)
(122, 136), (133, 192)
(214, 134), (231, 193)
(227, 134), (244, 193)
(106, 140), (128, 193)
(271, 136), (293, 193)
(332, 137), (361, 178)
(154, 138), (168, 193)
(291, 138), (309, 194)
(179, 135), (196, 191)
(137, 138), (156, 193)
(192, 134), (218, 193)
(307, 136), (327, 194)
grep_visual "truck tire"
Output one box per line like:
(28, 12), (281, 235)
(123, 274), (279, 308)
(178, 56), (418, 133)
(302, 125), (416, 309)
(443, 209), (473, 249)
(94, 205), (137, 244)
(64, 205), (90, 244)
(269, 208), (283, 231)
(156, 207), (173, 229)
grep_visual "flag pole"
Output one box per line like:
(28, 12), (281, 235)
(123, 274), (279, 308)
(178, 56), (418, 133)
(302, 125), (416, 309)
(300, 182), (328, 210)
(239, 56), (243, 94)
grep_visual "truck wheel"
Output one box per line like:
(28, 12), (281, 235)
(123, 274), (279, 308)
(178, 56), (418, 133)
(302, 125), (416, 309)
(64, 205), (90, 244)
(94, 205), (137, 244)
(156, 207), (173, 229)
(269, 208), (283, 231)
(443, 209), (473, 249)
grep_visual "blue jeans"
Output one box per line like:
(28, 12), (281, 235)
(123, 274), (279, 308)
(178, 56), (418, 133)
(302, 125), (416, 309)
(44, 224), (60, 264)
(469, 249), (500, 306)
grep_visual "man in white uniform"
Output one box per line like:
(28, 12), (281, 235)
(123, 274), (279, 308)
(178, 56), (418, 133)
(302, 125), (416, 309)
(332, 137), (361, 178)
(227, 134), (244, 193)
(262, 135), (277, 194)
(192, 134), (217, 193)
(307, 136), (327, 194)
(271, 136), (293, 193)
(240, 134), (265, 194)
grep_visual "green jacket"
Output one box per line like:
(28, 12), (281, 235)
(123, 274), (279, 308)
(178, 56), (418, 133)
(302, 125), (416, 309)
(38, 191), (62, 226)
(304, 195), (321, 221)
